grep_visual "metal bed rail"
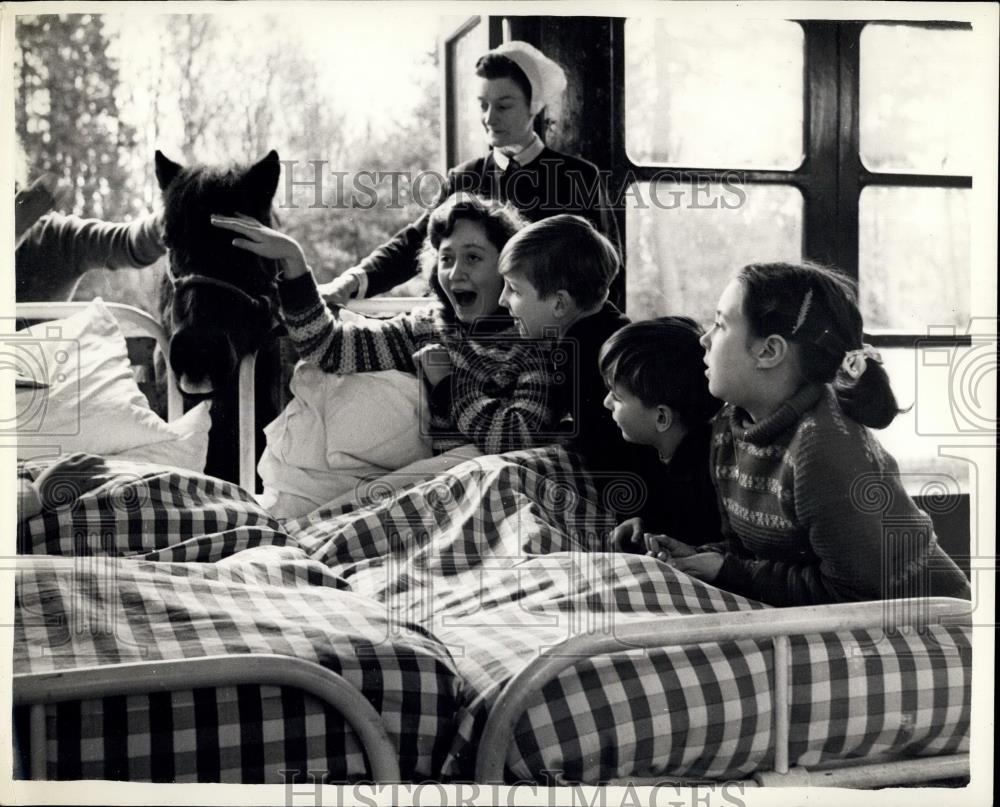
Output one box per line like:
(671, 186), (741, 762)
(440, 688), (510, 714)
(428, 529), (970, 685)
(15, 301), (184, 421)
(347, 297), (428, 318)
(16, 300), (259, 492)
(474, 597), (972, 787)
(237, 294), (423, 496)
(241, 295), (425, 493)
(15, 297), (422, 496)
(238, 350), (257, 493)
(13, 653), (402, 782)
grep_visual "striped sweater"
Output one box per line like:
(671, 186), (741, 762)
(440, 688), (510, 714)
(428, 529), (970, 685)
(706, 384), (970, 606)
(278, 271), (553, 454)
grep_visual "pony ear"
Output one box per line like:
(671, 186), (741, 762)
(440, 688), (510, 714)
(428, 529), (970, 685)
(155, 150), (183, 190)
(243, 150), (280, 202)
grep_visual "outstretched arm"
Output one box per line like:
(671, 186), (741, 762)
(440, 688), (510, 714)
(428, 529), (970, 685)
(278, 273), (422, 374)
(17, 211), (165, 282)
(342, 211), (433, 299)
(212, 213), (422, 374)
(211, 212), (309, 278)
(326, 166), (472, 302)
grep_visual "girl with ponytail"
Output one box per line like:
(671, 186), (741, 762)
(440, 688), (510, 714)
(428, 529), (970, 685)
(647, 262), (970, 607)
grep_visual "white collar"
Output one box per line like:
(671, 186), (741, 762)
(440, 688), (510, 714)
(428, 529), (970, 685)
(493, 133), (545, 170)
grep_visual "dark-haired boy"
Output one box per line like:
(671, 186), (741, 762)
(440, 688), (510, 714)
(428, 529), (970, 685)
(599, 317), (723, 550)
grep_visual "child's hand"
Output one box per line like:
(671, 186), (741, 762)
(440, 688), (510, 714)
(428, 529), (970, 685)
(35, 452), (112, 510)
(644, 533), (697, 562)
(414, 344), (453, 387)
(612, 517), (645, 551)
(210, 213), (308, 279)
(670, 552), (725, 582)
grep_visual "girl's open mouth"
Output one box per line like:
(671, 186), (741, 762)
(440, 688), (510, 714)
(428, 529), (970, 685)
(452, 290), (478, 307)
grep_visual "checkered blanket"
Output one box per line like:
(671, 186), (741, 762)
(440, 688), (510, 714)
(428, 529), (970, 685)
(13, 545), (462, 781)
(17, 460), (286, 560)
(14, 460), (461, 782)
(289, 446), (971, 782)
(14, 449), (971, 783)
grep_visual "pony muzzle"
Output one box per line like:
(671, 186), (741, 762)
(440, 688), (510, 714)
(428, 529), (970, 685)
(168, 326), (239, 396)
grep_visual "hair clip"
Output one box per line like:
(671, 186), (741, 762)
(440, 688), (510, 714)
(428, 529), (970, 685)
(790, 289), (813, 335)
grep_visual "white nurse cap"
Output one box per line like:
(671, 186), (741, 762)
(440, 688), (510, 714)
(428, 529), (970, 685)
(489, 41), (568, 115)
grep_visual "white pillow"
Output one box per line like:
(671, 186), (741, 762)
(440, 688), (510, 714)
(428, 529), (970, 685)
(106, 401), (211, 472)
(258, 363), (432, 518)
(14, 298), (211, 473)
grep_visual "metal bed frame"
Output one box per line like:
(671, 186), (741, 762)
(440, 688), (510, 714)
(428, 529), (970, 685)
(240, 297), (425, 493)
(18, 300), (970, 787)
(12, 597), (970, 786)
(17, 297), (426, 495)
(16, 300), (270, 493)
(338, 301), (973, 789)
(13, 655), (401, 782)
(15, 301), (185, 422)
(240, 295), (427, 495)
(13, 300), (404, 782)
(475, 597), (972, 788)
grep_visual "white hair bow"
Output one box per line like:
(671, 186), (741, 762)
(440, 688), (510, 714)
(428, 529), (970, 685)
(841, 343), (883, 380)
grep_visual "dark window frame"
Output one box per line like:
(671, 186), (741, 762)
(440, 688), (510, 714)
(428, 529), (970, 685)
(610, 17), (973, 348)
(441, 16), (504, 170)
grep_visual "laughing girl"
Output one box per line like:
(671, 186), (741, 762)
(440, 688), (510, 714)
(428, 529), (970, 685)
(213, 192), (553, 455)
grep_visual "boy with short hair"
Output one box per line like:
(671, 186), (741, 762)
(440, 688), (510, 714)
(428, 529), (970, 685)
(497, 213), (634, 476)
(598, 317), (723, 549)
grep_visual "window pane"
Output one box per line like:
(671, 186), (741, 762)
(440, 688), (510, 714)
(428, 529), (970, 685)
(874, 348), (976, 495)
(859, 186), (970, 333)
(625, 182), (803, 324)
(625, 19), (804, 169)
(451, 19), (489, 167)
(860, 24), (977, 175)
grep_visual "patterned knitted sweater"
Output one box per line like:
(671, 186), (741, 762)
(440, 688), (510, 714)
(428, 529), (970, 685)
(278, 271), (553, 454)
(706, 384), (970, 606)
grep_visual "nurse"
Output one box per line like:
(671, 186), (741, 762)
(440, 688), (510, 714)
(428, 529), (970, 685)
(322, 40), (618, 304)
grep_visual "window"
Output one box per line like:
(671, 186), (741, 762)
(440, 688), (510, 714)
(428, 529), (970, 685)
(626, 182), (803, 323)
(443, 16), (495, 168)
(16, 9), (444, 306)
(858, 186), (970, 333)
(859, 24), (978, 175)
(623, 18), (808, 324)
(619, 18), (986, 491)
(625, 19), (805, 170)
(857, 24), (976, 339)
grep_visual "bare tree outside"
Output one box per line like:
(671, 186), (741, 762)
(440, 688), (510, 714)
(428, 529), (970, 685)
(14, 11), (442, 315)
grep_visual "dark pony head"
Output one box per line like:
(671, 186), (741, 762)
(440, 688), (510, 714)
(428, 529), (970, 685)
(156, 149), (281, 395)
